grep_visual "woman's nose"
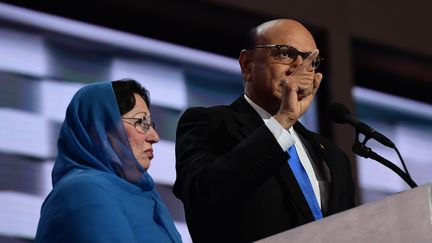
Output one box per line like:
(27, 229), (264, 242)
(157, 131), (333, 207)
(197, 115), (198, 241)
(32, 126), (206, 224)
(147, 127), (160, 143)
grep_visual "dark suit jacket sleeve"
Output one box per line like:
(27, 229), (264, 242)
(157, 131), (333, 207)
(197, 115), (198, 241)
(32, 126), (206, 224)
(173, 107), (289, 211)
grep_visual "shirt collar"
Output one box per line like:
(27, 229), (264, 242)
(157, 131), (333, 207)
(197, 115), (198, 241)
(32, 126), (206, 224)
(243, 94), (294, 133)
(243, 94), (272, 120)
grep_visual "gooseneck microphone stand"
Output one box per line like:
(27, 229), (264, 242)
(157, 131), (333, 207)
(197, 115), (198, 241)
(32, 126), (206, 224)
(352, 130), (418, 188)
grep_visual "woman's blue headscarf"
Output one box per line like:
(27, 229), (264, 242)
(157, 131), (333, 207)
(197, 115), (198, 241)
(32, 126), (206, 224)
(48, 81), (181, 242)
(53, 81), (154, 189)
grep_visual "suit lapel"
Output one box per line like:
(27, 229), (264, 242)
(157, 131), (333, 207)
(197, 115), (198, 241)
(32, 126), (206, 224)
(287, 122), (333, 219)
(294, 123), (342, 215)
(278, 122), (316, 220)
(230, 96), (264, 139)
(230, 97), (315, 220)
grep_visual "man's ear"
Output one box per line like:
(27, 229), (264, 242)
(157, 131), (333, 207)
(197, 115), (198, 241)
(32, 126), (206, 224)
(239, 50), (252, 81)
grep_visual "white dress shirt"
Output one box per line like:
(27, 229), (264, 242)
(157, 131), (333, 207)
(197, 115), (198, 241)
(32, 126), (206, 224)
(244, 94), (321, 208)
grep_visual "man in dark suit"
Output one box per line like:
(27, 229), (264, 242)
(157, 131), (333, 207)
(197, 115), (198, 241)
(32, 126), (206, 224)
(173, 19), (355, 243)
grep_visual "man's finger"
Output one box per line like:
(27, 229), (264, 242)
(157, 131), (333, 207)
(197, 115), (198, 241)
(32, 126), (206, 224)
(291, 49), (319, 75)
(302, 49), (319, 68)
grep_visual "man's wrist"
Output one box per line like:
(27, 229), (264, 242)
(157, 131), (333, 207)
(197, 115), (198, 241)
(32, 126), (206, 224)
(273, 113), (296, 129)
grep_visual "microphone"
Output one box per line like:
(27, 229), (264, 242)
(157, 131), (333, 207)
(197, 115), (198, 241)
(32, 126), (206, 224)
(327, 103), (395, 148)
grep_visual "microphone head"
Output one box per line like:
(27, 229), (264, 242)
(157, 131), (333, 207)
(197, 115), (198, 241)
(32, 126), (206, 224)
(327, 103), (351, 124)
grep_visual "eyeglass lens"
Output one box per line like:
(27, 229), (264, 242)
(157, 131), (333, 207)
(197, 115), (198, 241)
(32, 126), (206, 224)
(134, 117), (155, 133)
(276, 45), (320, 68)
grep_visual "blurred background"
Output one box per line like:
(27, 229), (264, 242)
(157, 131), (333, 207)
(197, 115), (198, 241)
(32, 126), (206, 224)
(0, 0), (431, 242)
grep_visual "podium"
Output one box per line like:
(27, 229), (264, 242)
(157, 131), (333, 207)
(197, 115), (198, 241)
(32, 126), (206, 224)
(257, 183), (432, 243)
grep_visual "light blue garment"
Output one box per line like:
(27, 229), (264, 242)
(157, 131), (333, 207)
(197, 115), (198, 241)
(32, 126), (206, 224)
(35, 81), (182, 243)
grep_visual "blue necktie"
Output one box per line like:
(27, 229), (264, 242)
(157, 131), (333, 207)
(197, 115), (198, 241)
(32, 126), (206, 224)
(287, 145), (323, 220)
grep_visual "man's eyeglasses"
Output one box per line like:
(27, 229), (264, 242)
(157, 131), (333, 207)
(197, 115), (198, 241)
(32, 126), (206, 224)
(248, 44), (322, 69)
(121, 114), (155, 134)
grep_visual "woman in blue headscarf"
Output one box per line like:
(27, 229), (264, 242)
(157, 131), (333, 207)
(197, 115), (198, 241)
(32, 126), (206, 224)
(35, 79), (182, 243)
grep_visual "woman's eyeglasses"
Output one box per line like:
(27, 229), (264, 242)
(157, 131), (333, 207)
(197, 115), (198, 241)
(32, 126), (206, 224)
(121, 114), (155, 134)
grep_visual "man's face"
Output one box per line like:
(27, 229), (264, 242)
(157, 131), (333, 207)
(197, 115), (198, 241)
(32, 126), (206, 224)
(243, 21), (318, 114)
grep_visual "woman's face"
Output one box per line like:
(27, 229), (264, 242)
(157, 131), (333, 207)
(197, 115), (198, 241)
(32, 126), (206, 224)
(121, 93), (160, 169)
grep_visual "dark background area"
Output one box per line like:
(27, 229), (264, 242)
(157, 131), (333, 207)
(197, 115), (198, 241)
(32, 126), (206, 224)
(3, 1), (431, 145)
(4, 0), (431, 104)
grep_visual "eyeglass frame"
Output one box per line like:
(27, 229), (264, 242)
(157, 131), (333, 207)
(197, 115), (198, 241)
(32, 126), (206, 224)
(248, 44), (323, 69)
(121, 115), (156, 134)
